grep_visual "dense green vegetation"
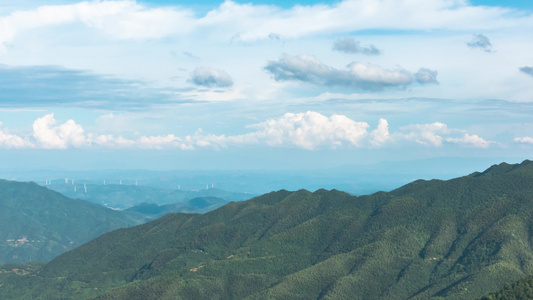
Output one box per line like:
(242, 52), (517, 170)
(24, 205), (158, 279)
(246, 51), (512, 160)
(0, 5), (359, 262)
(0, 180), (141, 264)
(2, 160), (533, 299)
(480, 276), (533, 299)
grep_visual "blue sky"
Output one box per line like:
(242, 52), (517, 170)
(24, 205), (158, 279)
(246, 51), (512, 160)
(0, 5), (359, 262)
(0, 0), (532, 171)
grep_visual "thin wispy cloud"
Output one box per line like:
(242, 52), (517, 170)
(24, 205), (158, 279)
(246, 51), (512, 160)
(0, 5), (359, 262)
(0, 65), (191, 109)
(1, 0), (530, 49)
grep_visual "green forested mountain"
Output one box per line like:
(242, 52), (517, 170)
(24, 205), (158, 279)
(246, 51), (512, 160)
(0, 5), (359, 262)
(2, 160), (533, 299)
(0, 180), (141, 264)
(480, 275), (533, 299)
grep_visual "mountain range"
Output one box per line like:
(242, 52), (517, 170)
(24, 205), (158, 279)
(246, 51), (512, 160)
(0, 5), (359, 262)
(1, 160), (533, 299)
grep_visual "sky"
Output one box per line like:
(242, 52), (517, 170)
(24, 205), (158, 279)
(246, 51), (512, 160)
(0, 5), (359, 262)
(0, 0), (532, 171)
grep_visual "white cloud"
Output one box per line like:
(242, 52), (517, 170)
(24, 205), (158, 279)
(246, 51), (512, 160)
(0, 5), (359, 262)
(397, 122), (493, 148)
(189, 111), (371, 150)
(198, 0), (532, 42)
(0, 126), (33, 149)
(0, 1), (195, 53)
(399, 122), (450, 146)
(370, 118), (390, 147)
(347, 62), (413, 86)
(32, 113), (86, 149)
(514, 136), (533, 144)
(446, 133), (491, 148)
(1, 0), (529, 54)
(240, 111), (370, 150)
(0, 113), (499, 151)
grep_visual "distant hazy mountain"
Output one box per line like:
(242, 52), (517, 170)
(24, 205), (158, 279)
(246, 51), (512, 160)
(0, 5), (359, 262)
(2, 156), (519, 196)
(125, 197), (228, 221)
(1, 160), (533, 299)
(48, 184), (253, 210)
(0, 180), (141, 265)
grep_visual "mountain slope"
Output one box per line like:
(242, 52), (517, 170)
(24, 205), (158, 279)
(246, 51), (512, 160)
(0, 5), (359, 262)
(0, 180), (140, 264)
(2, 160), (533, 299)
(480, 275), (533, 299)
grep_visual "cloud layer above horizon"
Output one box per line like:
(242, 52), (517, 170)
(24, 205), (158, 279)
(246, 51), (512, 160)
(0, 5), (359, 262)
(0, 112), (507, 150)
(0, 0), (532, 169)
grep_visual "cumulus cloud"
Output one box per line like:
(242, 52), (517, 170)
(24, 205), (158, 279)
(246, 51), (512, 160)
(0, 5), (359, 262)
(216, 111), (369, 150)
(467, 34), (494, 53)
(194, 114), (494, 150)
(0, 124), (33, 149)
(370, 118), (390, 147)
(333, 37), (381, 55)
(514, 136), (533, 144)
(520, 66), (533, 78)
(446, 133), (491, 148)
(399, 122), (450, 146)
(414, 68), (439, 84)
(1, 113), (498, 151)
(191, 67), (234, 88)
(190, 112), (371, 150)
(265, 54), (416, 90)
(397, 122), (493, 148)
(32, 114), (86, 149)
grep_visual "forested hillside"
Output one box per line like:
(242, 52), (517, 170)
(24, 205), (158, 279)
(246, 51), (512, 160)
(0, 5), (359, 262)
(480, 275), (533, 299)
(0, 180), (140, 264)
(1, 160), (533, 299)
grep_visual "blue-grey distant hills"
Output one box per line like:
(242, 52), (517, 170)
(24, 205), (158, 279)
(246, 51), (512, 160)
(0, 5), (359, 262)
(1, 160), (533, 299)
(125, 197), (229, 221)
(47, 184), (254, 210)
(0, 180), (141, 265)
